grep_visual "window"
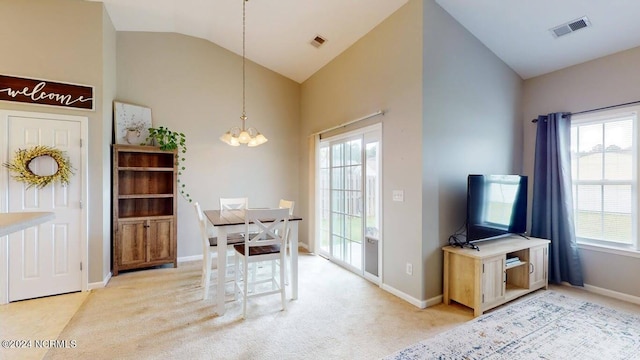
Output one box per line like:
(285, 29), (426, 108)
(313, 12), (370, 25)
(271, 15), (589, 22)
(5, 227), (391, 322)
(570, 108), (638, 251)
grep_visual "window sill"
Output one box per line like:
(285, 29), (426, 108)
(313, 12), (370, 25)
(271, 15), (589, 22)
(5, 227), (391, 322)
(577, 242), (640, 259)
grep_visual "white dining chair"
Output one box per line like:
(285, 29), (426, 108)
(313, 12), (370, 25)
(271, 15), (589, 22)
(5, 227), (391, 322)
(219, 197), (249, 210)
(194, 202), (244, 300)
(278, 199), (295, 284)
(220, 197), (249, 240)
(279, 199), (295, 215)
(234, 208), (289, 318)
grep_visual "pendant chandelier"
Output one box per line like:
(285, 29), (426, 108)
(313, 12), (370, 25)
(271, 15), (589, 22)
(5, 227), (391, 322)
(220, 0), (267, 147)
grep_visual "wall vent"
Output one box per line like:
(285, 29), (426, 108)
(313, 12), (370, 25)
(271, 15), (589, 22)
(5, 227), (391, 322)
(550, 16), (591, 38)
(310, 35), (327, 48)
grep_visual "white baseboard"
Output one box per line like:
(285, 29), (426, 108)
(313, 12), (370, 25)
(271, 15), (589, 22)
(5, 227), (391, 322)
(88, 272), (112, 290)
(178, 254), (203, 263)
(298, 242), (310, 251)
(425, 294), (443, 308)
(582, 283), (640, 305)
(381, 283), (428, 309)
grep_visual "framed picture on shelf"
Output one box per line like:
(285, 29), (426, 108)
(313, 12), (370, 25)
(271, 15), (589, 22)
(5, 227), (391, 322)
(113, 101), (152, 145)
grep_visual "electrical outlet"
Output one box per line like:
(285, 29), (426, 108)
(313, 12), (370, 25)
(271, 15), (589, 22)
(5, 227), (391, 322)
(406, 262), (413, 275)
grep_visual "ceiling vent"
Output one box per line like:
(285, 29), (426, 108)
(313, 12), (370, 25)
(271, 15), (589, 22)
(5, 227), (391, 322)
(550, 16), (591, 38)
(310, 35), (327, 48)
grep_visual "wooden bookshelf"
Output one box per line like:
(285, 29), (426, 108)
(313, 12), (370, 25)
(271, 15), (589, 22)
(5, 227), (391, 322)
(112, 145), (177, 275)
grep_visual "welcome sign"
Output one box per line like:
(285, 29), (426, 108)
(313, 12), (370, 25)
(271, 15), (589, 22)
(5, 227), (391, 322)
(0, 74), (94, 110)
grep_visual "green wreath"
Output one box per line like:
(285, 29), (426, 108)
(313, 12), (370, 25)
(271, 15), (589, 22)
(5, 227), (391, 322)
(3, 145), (74, 189)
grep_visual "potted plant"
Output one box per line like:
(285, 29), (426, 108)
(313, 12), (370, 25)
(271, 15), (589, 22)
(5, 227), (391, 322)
(144, 126), (191, 203)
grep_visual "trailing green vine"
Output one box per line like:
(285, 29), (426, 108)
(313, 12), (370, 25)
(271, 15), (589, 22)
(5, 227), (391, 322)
(144, 126), (192, 203)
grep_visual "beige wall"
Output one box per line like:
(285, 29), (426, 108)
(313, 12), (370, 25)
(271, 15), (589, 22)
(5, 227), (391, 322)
(523, 46), (640, 298)
(116, 32), (300, 257)
(301, 0), (424, 300)
(422, 0), (523, 300)
(300, 0), (522, 303)
(0, 0), (115, 284)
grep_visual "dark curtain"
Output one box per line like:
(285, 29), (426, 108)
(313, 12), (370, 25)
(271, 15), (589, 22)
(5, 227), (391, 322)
(531, 112), (584, 286)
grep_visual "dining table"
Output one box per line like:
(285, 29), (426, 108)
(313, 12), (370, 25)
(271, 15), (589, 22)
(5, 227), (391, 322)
(203, 208), (303, 316)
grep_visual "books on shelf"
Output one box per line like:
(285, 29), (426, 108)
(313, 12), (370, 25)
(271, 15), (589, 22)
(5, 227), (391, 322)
(506, 257), (521, 265)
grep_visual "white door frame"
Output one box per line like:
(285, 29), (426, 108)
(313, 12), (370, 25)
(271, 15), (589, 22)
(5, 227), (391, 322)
(0, 109), (89, 304)
(315, 123), (383, 284)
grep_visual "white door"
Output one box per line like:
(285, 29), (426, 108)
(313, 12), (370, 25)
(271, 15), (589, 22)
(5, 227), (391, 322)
(317, 124), (382, 283)
(5, 113), (83, 302)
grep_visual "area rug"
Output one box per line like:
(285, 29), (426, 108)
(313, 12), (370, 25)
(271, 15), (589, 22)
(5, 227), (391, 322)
(384, 291), (640, 359)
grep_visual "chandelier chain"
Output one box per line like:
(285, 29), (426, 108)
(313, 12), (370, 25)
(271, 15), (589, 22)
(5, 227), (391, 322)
(219, 0), (267, 147)
(242, 0), (246, 119)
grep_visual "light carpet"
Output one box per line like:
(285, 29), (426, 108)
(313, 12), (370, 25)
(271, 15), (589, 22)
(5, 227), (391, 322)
(42, 253), (472, 360)
(385, 290), (640, 359)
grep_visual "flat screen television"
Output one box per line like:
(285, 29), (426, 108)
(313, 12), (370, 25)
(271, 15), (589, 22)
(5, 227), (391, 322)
(466, 174), (528, 244)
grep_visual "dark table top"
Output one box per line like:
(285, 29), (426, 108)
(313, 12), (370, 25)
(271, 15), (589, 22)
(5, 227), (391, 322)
(204, 209), (302, 226)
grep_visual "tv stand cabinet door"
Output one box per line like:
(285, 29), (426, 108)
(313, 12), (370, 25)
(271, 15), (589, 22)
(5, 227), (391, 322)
(529, 245), (548, 290)
(481, 255), (505, 313)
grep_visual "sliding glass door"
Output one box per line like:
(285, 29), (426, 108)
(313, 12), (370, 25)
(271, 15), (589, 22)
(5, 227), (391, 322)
(317, 124), (381, 281)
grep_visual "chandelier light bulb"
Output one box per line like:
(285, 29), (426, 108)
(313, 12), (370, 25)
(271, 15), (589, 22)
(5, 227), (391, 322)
(255, 133), (267, 145)
(219, 132), (233, 145)
(238, 130), (251, 144)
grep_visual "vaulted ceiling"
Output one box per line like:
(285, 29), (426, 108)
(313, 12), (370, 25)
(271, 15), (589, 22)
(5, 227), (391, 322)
(435, 0), (640, 79)
(93, 0), (640, 83)
(92, 0), (409, 83)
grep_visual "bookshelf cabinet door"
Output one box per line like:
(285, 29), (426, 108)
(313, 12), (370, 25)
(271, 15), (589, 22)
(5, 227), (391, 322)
(148, 218), (175, 262)
(117, 220), (147, 267)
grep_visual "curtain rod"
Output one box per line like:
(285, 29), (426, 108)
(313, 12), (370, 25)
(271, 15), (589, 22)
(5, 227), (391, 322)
(309, 110), (385, 137)
(531, 100), (640, 123)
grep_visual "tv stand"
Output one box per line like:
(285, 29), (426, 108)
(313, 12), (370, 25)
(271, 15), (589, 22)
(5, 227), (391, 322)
(452, 242), (479, 251)
(442, 236), (550, 317)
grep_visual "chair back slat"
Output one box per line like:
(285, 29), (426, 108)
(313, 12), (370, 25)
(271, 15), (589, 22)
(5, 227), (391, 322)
(220, 197), (249, 210)
(244, 208), (289, 249)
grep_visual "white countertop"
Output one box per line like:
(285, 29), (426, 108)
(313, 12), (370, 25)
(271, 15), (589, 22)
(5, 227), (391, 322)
(0, 212), (55, 237)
